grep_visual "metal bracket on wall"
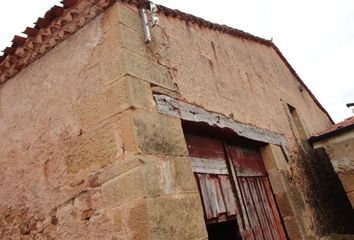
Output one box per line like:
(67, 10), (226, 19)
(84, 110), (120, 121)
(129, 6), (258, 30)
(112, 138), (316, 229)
(140, 1), (159, 43)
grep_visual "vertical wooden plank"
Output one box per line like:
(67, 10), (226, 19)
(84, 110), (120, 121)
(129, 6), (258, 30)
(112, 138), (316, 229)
(263, 178), (287, 240)
(248, 178), (274, 240)
(206, 174), (219, 218)
(254, 177), (277, 240)
(219, 175), (237, 216)
(225, 145), (255, 240)
(197, 173), (213, 220)
(214, 176), (227, 214)
(240, 177), (264, 240)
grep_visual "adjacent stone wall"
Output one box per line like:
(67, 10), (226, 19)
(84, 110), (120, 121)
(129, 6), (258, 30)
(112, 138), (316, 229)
(300, 148), (354, 234)
(313, 130), (354, 208)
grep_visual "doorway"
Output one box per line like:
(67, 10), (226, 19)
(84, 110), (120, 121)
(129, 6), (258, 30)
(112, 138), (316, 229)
(184, 132), (287, 240)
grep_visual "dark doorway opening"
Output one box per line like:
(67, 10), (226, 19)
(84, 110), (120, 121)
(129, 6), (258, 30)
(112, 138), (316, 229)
(207, 220), (241, 240)
(183, 125), (288, 240)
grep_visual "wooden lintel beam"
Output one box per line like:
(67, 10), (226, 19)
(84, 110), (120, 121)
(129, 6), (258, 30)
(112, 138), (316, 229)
(153, 94), (288, 150)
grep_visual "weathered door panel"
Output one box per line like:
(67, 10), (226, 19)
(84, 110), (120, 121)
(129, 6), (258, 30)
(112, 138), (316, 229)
(228, 145), (267, 177)
(196, 173), (236, 220)
(186, 134), (239, 223)
(185, 134), (226, 161)
(227, 145), (287, 240)
(185, 134), (287, 240)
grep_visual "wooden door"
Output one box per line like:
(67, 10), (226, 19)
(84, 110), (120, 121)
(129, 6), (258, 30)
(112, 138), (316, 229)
(226, 145), (287, 240)
(186, 134), (239, 223)
(185, 134), (287, 240)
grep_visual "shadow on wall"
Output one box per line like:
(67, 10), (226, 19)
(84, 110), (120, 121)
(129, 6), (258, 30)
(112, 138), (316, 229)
(300, 147), (354, 235)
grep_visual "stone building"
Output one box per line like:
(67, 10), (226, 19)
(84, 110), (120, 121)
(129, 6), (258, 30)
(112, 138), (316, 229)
(310, 116), (354, 208)
(0, 0), (353, 239)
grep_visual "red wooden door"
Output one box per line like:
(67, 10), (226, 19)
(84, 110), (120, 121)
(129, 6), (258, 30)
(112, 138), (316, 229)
(185, 134), (287, 240)
(227, 145), (287, 240)
(186, 134), (238, 223)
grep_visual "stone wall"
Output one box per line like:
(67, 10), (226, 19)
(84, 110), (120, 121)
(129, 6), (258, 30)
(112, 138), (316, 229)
(0, 2), (208, 239)
(313, 130), (354, 208)
(137, 2), (334, 238)
(0, 1), (336, 239)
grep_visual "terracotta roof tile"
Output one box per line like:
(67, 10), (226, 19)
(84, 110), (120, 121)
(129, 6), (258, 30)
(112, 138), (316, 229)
(310, 116), (354, 143)
(0, 0), (333, 123)
(318, 116), (354, 136)
(3, 47), (15, 55)
(23, 27), (39, 36)
(11, 35), (26, 47)
(61, 0), (79, 8)
(334, 116), (354, 129)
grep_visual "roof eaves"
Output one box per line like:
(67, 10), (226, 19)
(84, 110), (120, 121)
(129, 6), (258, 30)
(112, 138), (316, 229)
(309, 122), (354, 144)
(157, 5), (273, 47)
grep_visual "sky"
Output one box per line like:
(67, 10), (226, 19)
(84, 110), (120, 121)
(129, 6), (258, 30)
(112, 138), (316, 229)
(0, 0), (353, 123)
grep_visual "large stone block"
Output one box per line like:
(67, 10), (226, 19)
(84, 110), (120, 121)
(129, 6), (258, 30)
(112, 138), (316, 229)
(99, 48), (175, 90)
(133, 112), (188, 156)
(142, 157), (162, 197)
(115, 23), (172, 65)
(172, 157), (198, 192)
(283, 216), (302, 240)
(98, 48), (126, 85)
(91, 23), (123, 63)
(157, 158), (175, 195)
(65, 124), (121, 173)
(260, 144), (278, 171)
(88, 154), (145, 188)
(112, 206), (124, 233)
(101, 2), (142, 34)
(275, 193), (294, 218)
(126, 199), (150, 240)
(75, 75), (153, 128)
(115, 110), (139, 153)
(102, 168), (145, 207)
(93, 23), (144, 60)
(146, 194), (207, 240)
(267, 169), (287, 195)
(141, 156), (198, 197)
(261, 144), (288, 171)
(124, 49), (176, 90)
(92, 22), (150, 63)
